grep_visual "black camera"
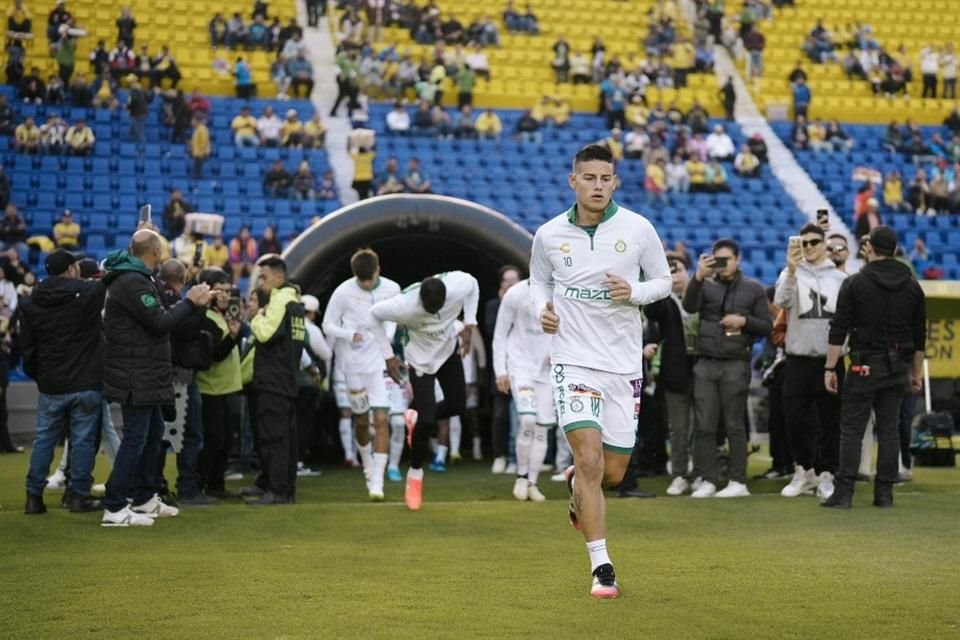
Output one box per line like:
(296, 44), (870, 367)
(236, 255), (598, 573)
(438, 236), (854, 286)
(225, 287), (242, 322)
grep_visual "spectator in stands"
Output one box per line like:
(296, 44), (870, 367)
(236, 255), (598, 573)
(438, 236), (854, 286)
(403, 158), (431, 194)
(55, 33), (76, 84)
(734, 144), (760, 177)
(411, 100), (433, 134)
(474, 108), (502, 139)
(503, 1), (521, 32)
(46, 74), (65, 104)
(19, 74), (45, 104)
(824, 119), (853, 153)
(790, 115), (809, 150)
(706, 124), (735, 161)
(208, 12), (227, 47)
(13, 115), (40, 153)
(276, 109), (302, 148)
(256, 106), (282, 147)
(428, 104), (452, 139)
(624, 126), (649, 160)
(791, 77), (811, 118)
(52, 209), (79, 248)
(39, 114), (65, 154)
(64, 118), (94, 155)
(882, 121), (903, 153)
(108, 40), (135, 85)
(941, 44), (958, 99)
(909, 238), (931, 274)
(87, 38), (109, 77)
(288, 51), (314, 98)
(824, 234), (849, 271)
(455, 105), (477, 138)
(883, 170), (907, 212)
(134, 44), (152, 83)
(666, 154), (689, 193)
(807, 118), (828, 153)
(68, 72), (91, 106)
(386, 101), (410, 134)
(189, 114), (210, 179)
(744, 26), (765, 81)
(855, 197), (883, 241)
(116, 6), (136, 48)
(233, 56), (255, 99)
(246, 15), (270, 50)
(185, 92), (210, 120)
(302, 112), (326, 149)
(270, 52), (291, 100)
(928, 170), (950, 213)
(226, 12), (246, 49)
(375, 157), (405, 196)
(706, 159), (730, 193)
(317, 171), (336, 200)
(292, 161), (317, 200)
(686, 155), (708, 192)
(0, 203), (27, 258)
(465, 45), (490, 82)
(91, 73), (119, 109)
(46, 0), (70, 47)
(264, 161), (291, 198)
(686, 131), (708, 161)
(124, 79), (148, 142)
(7, 0), (31, 38)
(161, 188), (191, 241)
(920, 45), (939, 99)
(744, 133), (766, 163)
(455, 64), (476, 109)
(515, 109), (541, 143)
(232, 105), (259, 147)
(0, 96), (13, 135)
(5, 38), (26, 88)
(151, 45), (180, 88)
(645, 157), (668, 204)
(229, 225), (258, 281)
(348, 136), (375, 200)
(201, 235), (229, 270)
(281, 31), (307, 60)
(258, 225), (281, 255)
(551, 34), (571, 83)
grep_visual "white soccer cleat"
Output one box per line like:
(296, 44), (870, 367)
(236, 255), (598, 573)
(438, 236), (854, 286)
(132, 494), (180, 518)
(101, 506), (154, 528)
(504, 462), (517, 475)
(816, 472), (835, 500)
(512, 477), (529, 501)
(781, 466), (819, 498)
(369, 488), (385, 502)
(690, 476), (704, 493)
(590, 564), (620, 599)
(46, 469), (67, 491)
(491, 457), (506, 474)
(715, 480), (751, 498)
(690, 480), (717, 498)
(550, 471), (567, 482)
(527, 484), (547, 502)
(666, 476), (689, 496)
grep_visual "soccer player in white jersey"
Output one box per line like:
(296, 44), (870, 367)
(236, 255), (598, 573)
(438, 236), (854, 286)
(493, 278), (555, 502)
(370, 270), (479, 511)
(529, 144), (672, 599)
(322, 249), (401, 500)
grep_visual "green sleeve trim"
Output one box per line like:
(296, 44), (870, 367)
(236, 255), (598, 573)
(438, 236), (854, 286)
(563, 420), (602, 434)
(602, 443), (634, 455)
(517, 411), (537, 416)
(536, 422), (558, 427)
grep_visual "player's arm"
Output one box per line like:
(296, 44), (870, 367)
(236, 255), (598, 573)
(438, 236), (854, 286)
(320, 286), (356, 342)
(773, 268), (795, 309)
(444, 270), (480, 326)
(529, 228), (558, 331)
(491, 286), (518, 388)
(370, 291), (414, 381)
(629, 219), (672, 306)
(307, 322), (333, 362)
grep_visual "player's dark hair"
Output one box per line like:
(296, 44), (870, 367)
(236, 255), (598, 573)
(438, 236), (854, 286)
(198, 266), (230, 287)
(257, 254), (287, 273)
(800, 222), (825, 238)
(351, 248), (380, 280)
(497, 264), (521, 282)
(572, 143), (614, 172)
(827, 233), (847, 244)
(419, 277), (447, 314)
(712, 237), (741, 257)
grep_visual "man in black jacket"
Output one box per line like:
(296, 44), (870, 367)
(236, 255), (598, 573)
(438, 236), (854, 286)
(21, 250), (105, 515)
(243, 254), (304, 505)
(822, 226), (926, 509)
(683, 238), (772, 498)
(100, 229), (210, 527)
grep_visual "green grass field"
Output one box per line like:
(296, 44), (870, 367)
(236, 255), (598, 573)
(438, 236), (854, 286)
(1, 449), (958, 639)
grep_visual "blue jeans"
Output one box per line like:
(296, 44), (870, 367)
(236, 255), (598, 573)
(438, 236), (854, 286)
(129, 116), (145, 143)
(176, 382), (204, 498)
(26, 390), (102, 497)
(103, 404), (165, 512)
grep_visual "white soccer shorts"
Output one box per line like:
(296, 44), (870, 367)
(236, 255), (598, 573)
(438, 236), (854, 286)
(346, 369), (390, 415)
(510, 376), (557, 426)
(551, 363), (642, 454)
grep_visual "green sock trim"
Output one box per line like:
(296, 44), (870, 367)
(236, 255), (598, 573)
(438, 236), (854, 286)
(563, 420), (602, 434)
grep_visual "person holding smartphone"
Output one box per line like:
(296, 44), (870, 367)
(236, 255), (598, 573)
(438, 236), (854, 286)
(682, 238), (771, 499)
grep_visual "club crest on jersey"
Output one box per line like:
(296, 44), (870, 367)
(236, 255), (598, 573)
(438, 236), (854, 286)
(614, 239), (627, 253)
(560, 242), (571, 254)
(568, 383), (601, 398)
(570, 398), (585, 413)
(630, 378), (643, 398)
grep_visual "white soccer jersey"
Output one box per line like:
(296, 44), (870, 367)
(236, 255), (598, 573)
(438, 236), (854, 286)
(493, 279), (552, 380)
(529, 200), (671, 374)
(370, 270), (479, 376)
(322, 276), (402, 373)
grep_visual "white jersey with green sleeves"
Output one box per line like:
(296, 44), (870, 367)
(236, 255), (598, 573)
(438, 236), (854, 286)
(529, 200), (672, 374)
(370, 270), (479, 376)
(492, 279), (552, 381)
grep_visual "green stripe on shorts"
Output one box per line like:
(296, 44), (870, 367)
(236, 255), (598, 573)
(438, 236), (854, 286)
(602, 442), (633, 455)
(563, 420), (601, 434)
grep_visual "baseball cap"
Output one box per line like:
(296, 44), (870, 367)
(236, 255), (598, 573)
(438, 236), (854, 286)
(45, 249), (77, 276)
(868, 225), (898, 254)
(301, 294), (319, 312)
(78, 258), (102, 279)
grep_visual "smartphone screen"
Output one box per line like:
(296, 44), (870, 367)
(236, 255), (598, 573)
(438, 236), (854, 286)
(226, 296), (242, 322)
(139, 204), (152, 223)
(713, 256), (728, 269)
(817, 208), (829, 229)
(193, 242), (203, 266)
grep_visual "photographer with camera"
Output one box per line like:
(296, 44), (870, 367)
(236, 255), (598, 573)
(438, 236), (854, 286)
(775, 223), (848, 500)
(100, 229), (211, 527)
(821, 226), (926, 509)
(683, 238), (771, 499)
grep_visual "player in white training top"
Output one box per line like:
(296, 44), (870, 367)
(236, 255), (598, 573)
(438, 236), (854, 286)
(493, 278), (555, 503)
(321, 249), (401, 501)
(529, 144), (672, 599)
(370, 271), (479, 511)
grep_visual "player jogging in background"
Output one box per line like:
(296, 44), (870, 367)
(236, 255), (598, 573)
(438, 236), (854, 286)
(371, 270), (479, 511)
(493, 278), (555, 502)
(322, 249), (401, 501)
(530, 143), (672, 598)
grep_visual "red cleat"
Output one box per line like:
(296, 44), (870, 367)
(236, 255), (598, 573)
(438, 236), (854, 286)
(405, 475), (423, 511)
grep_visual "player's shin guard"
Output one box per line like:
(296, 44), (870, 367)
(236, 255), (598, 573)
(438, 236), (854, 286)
(389, 414), (405, 470)
(449, 415), (462, 458)
(515, 415), (535, 477)
(528, 425), (550, 486)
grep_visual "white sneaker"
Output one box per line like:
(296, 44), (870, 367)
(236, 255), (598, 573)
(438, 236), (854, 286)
(690, 480), (717, 498)
(369, 487), (385, 502)
(102, 506), (154, 527)
(666, 476), (689, 496)
(691, 476), (704, 493)
(550, 471), (566, 482)
(491, 457), (506, 474)
(91, 483), (106, 497)
(512, 477), (529, 501)
(504, 462), (517, 475)
(224, 471), (243, 481)
(46, 469), (67, 490)
(780, 466), (819, 498)
(472, 437), (483, 461)
(527, 484), (546, 502)
(816, 472), (835, 500)
(132, 494), (180, 518)
(715, 480), (751, 498)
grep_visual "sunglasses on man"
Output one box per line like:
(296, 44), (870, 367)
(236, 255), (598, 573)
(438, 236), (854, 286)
(827, 244), (848, 253)
(801, 238), (823, 248)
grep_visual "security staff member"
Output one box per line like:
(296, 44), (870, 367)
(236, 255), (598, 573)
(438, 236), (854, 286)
(821, 226), (925, 509)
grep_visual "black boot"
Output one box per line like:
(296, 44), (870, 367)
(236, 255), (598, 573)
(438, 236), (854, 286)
(24, 492), (47, 515)
(873, 483), (894, 508)
(820, 493), (853, 509)
(68, 494), (102, 513)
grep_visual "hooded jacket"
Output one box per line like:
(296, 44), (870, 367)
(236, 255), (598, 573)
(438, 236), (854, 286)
(828, 258), (926, 361)
(20, 276), (105, 395)
(251, 283), (304, 398)
(682, 270), (771, 360)
(774, 258), (847, 357)
(101, 250), (198, 405)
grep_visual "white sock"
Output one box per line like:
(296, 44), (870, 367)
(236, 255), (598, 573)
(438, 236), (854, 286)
(449, 415), (462, 456)
(528, 425), (549, 486)
(371, 453), (388, 492)
(586, 539), (611, 572)
(430, 437), (438, 454)
(357, 442), (373, 473)
(435, 444), (448, 463)
(338, 417), (354, 461)
(472, 436), (482, 460)
(859, 417), (875, 475)
(407, 466), (424, 481)
(515, 416), (535, 477)
(555, 427), (572, 469)
(389, 414), (405, 470)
